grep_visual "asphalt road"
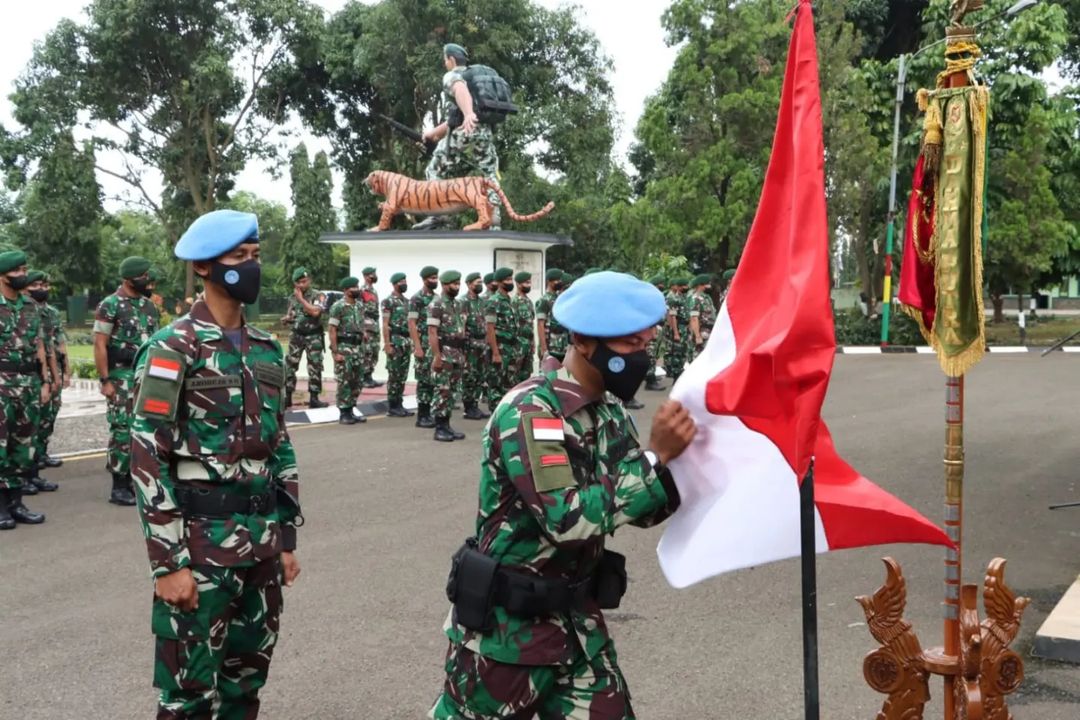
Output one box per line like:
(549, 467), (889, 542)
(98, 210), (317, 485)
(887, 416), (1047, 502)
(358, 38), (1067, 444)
(2, 355), (1079, 719)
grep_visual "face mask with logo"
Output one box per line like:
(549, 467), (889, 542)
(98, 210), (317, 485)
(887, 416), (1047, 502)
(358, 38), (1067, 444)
(209, 260), (261, 304)
(588, 341), (651, 402)
(29, 288), (49, 302)
(6, 274), (29, 291)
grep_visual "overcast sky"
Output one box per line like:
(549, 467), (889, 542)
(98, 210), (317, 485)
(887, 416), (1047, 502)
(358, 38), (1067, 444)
(0, 0), (679, 214)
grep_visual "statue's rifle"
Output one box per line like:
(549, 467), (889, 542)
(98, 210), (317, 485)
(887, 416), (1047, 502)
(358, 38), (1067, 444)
(1040, 328), (1080, 356)
(375, 114), (437, 156)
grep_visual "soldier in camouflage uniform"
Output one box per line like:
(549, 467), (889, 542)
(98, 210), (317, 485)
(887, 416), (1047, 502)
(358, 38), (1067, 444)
(130, 209), (302, 720)
(535, 268), (567, 362)
(662, 276), (692, 382)
(283, 267), (327, 409)
(483, 272), (498, 298)
(431, 271), (697, 719)
(462, 272), (491, 421)
(428, 271), (469, 442)
(409, 266), (440, 429)
(329, 276), (368, 426)
(0, 251), (52, 529)
(382, 272), (414, 418)
(512, 271), (535, 384)
(688, 274), (718, 361)
(359, 266), (383, 388)
(719, 268), (736, 307)
(484, 267), (518, 412)
(94, 256), (159, 506)
(644, 275), (666, 391)
(25, 270), (62, 492)
(415, 43), (502, 230)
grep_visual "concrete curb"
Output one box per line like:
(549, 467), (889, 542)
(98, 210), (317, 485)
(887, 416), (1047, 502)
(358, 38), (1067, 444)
(284, 395), (417, 425)
(1033, 574), (1080, 664)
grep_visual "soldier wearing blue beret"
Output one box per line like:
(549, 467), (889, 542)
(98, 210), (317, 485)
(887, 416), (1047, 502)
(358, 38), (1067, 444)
(431, 271), (698, 719)
(129, 209), (302, 718)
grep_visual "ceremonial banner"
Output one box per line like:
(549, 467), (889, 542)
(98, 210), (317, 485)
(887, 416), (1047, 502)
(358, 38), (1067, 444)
(657, 1), (951, 589)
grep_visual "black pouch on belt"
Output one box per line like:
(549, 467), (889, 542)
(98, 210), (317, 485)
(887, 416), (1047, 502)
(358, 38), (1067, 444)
(446, 537), (498, 632)
(593, 550), (628, 609)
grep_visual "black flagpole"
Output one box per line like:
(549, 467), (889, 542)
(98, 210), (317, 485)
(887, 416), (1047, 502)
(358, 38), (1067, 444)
(800, 460), (820, 720)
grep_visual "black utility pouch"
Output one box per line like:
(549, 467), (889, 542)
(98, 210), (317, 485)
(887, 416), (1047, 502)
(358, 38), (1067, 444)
(593, 550), (628, 609)
(446, 537), (499, 632)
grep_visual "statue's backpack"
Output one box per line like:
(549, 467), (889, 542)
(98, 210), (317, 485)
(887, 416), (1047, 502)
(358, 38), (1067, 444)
(458, 65), (518, 126)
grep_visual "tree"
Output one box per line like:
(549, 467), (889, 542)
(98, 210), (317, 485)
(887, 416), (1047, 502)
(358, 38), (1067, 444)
(20, 132), (104, 296)
(281, 144), (336, 289)
(222, 191), (290, 293)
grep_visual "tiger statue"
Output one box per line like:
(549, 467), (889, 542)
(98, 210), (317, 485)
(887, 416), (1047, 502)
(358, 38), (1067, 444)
(364, 171), (555, 231)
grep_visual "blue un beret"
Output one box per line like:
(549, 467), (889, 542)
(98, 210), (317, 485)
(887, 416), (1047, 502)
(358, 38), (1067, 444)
(175, 210), (259, 261)
(553, 271), (666, 338)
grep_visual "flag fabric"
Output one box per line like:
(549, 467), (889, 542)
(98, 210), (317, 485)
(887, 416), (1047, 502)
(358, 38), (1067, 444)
(147, 356), (182, 382)
(657, 0), (951, 590)
(898, 155), (938, 334)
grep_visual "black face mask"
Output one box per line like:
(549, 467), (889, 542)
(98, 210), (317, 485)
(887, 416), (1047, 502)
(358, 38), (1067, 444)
(209, 259), (261, 304)
(445, 287), (460, 298)
(588, 342), (651, 402)
(348, 290), (361, 300)
(425, 279), (438, 290)
(552, 283), (562, 292)
(368, 276), (378, 285)
(519, 284), (532, 294)
(6, 274), (29, 291)
(29, 288), (49, 302)
(396, 283), (408, 294)
(131, 276), (151, 294)
(487, 284), (498, 293)
(469, 282), (482, 295)
(502, 282), (514, 292)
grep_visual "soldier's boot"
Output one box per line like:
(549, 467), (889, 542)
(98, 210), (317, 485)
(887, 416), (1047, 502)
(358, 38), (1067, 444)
(0, 490), (15, 530)
(351, 407), (368, 423)
(338, 408), (357, 425)
(26, 473), (59, 492)
(645, 378), (665, 391)
(415, 403), (435, 429)
(447, 420), (466, 441)
(40, 449), (63, 468)
(411, 215), (452, 231)
(8, 489), (45, 524)
(108, 473), (137, 506)
(308, 392), (328, 409)
(463, 402), (490, 420)
(386, 399), (413, 417)
(625, 397), (645, 410)
(21, 476), (39, 495)
(363, 373), (384, 388)
(433, 418), (456, 443)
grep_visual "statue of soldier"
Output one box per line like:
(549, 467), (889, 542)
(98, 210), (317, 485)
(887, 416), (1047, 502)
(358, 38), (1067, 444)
(130, 209), (302, 719)
(415, 43), (503, 230)
(382, 272), (415, 418)
(462, 272), (491, 421)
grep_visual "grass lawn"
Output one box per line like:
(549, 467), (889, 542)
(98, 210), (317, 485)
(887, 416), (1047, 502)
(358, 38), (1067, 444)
(984, 315), (1080, 346)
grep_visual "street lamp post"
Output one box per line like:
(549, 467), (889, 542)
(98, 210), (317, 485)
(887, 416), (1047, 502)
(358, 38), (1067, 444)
(878, 0), (1039, 346)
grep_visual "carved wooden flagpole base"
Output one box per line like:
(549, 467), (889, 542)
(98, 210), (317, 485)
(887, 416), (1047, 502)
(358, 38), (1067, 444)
(858, 558), (1029, 720)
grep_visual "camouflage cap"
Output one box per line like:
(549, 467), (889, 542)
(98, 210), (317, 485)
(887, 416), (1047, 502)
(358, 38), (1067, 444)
(26, 269), (46, 284)
(420, 265), (439, 279)
(494, 267), (513, 282)
(120, 256), (152, 279)
(483, 272), (495, 284)
(292, 267), (309, 283)
(390, 272), (407, 284)
(545, 268), (563, 282)
(0, 250), (27, 274)
(340, 276), (360, 290)
(440, 270), (462, 284)
(514, 271), (532, 283)
(465, 272), (482, 283)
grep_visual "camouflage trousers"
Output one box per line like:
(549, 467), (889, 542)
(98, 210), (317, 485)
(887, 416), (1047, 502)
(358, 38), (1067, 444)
(335, 348), (365, 411)
(285, 333), (324, 400)
(645, 328), (664, 383)
(484, 344), (517, 410)
(547, 331), (570, 362)
(34, 381), (62, 459)
(0, 381), (40, 490)
(426, 125), (501, 213)
(415, 350), (435, 407)
(361, 328), (379, 377)
(153, 559), (283, 720)
(431, 349), (465, 419)
(386, 337), (413, 404)
(663, 333), (691, 382)
(106, 370), (134, 476)
(462, 340), (488, 405)
(516, 347), (535, 386)
(430, 642), (634, 720)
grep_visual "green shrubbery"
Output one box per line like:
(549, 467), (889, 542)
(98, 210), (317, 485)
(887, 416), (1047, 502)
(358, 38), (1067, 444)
(833, 308), (926, 346)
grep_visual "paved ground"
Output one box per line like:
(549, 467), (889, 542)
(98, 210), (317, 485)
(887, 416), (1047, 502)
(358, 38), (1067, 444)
(2, 355), (1079, 719)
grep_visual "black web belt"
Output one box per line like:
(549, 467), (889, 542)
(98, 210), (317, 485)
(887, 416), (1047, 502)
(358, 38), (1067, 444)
(174, 485), (277, 518)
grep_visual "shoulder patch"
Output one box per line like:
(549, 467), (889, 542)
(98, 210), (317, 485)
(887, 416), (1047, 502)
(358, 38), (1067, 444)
(521, 412), (575, 493)
(135, 346), (186, 421)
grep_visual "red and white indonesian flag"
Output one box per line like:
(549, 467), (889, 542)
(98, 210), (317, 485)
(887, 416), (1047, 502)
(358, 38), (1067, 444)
(657, 0), (951, 589)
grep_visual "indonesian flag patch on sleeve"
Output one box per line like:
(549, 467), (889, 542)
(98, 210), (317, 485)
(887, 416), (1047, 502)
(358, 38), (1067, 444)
(531, 416), (565, 442)
(148, 356), (182, 381)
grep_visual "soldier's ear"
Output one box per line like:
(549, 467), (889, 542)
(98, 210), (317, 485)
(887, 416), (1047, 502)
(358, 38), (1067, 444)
(570, 333), (597, 360)
(192, 261), (211, 280)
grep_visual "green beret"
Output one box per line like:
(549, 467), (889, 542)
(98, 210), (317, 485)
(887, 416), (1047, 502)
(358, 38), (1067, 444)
(340, 276), (360, 290)
(514, 271), (532, 283)
(0, 250), (27, 274)
(148, 268), (161, 282)
(362, 266), (376, 275)
(440, 270), (462, 283)
(292, 267), (308, 283)
(545, 268), (563, 282)
(647, 274), (665, 286)
(465, 272), (481, 283)
(561, 271), (573, 284)
(420, 265), (439, 279)
(120, 256), (151, 279)
(674, 275), (692, 286)
(494, 267), (513, 282)
(443, 43), (469, 60)
(692, 273), (712, 287)
(584, 267), (603, 276)
(390, 272), (406, 284)
(483, 272), (495, 284)
(26, 269), (46, 284)
(723, 269), (736, 281)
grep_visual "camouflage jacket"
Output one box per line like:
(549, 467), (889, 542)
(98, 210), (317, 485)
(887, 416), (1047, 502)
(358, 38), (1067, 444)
(0, 293), (44, 389)
(512, 292), (535, 348)
(361, 283), (379, 334)
(665, 291), (690, 335)
(689, 291), (717, 337)
(485, 292), (517, 348)
(130, 300), (299, 579)
(329, 299), (365, 355)
(441, 66), (467, 115)
(464, 292), (488, 342)
(382, 293), (411, 340)
(408, 288), (437, 333)
(535, 290), (567, 351)
(443, 358), (680, 665)
(94, 287), (158, 358)
(428, 293), (469, 362)
(37, 301), (64, 355)
(286, 289), (324, 337)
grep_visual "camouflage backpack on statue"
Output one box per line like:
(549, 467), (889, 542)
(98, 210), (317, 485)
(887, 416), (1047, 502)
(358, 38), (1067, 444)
(459, 65), (517, 126)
